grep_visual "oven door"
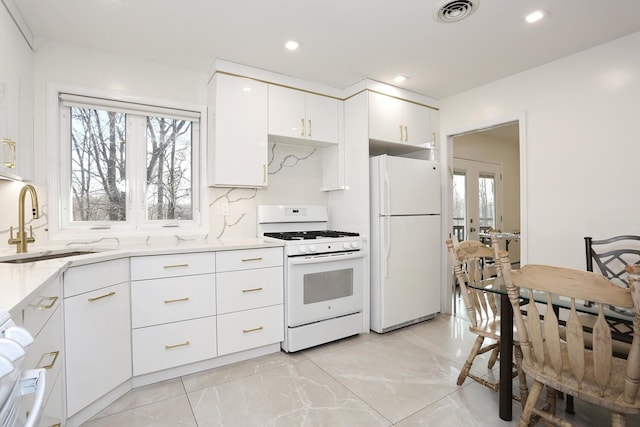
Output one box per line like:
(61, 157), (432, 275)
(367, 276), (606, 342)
(286, 251), (364, 327)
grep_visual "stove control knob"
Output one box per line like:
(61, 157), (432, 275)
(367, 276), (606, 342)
(351, 241), (359, 249)
(343, 242), (351, 250)
(299, 245), (308, 253)
(308, 245), (317, 252)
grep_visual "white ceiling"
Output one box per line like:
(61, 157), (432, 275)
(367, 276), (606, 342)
(11, 0), (640, 99)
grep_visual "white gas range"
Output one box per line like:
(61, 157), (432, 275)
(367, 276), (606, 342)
(257, 205), (365, 352)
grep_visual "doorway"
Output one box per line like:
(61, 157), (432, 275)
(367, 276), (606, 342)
(453, 158), (503, 242)
(442, 117), (525, 315)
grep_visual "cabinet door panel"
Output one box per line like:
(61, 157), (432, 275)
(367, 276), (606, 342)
(132, 316), (217, 376)
(65, 281), (131, 416)
(267, 85), (306, 139)
(368, 92), (403, 143)
(210, 73), (268, 187)
(131, 273), (216, 328)
(305, 93), (339, 144)
(401, 101), (430, 145)
(217, 267), (283, 314)
(217, 305), (283, 356)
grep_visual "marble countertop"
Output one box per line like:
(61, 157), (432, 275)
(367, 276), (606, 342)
(0, 238), (283, 316)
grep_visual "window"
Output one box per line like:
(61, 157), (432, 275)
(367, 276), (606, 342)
(48, 87), (206, 239)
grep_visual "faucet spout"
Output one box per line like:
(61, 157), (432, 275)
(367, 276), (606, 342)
(8, 184), (40, 253)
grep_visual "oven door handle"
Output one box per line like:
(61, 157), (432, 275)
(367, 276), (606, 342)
(20, 368), (46, 427)
(289, 251), (364, 265)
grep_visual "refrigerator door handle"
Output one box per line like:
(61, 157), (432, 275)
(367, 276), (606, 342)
(383, 161), (390, 214)
(384, 216), (391, 278)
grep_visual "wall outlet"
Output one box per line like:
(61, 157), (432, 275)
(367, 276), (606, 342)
(221, 200), (230, 216)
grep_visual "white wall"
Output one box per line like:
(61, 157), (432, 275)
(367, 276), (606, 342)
(440, 31), (640, 269)
(0, 40), (329, 249)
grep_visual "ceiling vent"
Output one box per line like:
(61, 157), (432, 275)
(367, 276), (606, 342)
(433, 0), (479, 23)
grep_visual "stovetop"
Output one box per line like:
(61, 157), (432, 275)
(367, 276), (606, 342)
(264, 230), (360, 241)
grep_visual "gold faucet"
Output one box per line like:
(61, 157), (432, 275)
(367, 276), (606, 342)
(8, 184), (40, 253)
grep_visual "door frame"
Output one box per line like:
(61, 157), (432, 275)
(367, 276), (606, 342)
(440, 113), (528, 315)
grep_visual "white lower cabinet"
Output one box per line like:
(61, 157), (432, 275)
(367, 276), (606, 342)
(130, 253), (217, 376)
(216, 248), (284, 356)
(132, 316), (217, 376)
(217, 305), (283, 356)
(64, 278), (131, 417)
(21, 275), (64, 427)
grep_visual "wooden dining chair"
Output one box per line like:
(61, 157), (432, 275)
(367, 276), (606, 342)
(445, 239), (527, 403)
(500, 253), (640, 427)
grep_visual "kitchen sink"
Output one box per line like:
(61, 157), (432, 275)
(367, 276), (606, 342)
(0, 251), (95, 264)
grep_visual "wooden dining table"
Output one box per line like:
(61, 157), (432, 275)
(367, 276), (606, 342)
(468, 275), (634, 421)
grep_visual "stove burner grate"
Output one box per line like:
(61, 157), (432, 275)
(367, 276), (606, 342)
(264, 230), (360, 241)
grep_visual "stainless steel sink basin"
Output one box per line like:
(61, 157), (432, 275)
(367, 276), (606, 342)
(0, 251), (95, 264)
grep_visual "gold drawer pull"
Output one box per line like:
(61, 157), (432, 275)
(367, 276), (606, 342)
(37, 351), (59, 370)
(33, 296), (58, 310)
(242, 287), (263, 293)
(51, 424), (62, 427)
(164, 297), (190, 304)
(88, 291), (116, 302)
(243, 326), (264, 333)
(163, 263), (189, 269)
(241, 257), (263, 262)
(165, 341), (190, 350)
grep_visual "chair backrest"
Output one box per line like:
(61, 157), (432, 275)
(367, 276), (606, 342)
(446, 238), (501, 328)
(500, 252), (640, 404)
(585, 235), (640, 287)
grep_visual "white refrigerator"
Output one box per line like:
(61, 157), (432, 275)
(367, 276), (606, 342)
(370, 154), (441, 333)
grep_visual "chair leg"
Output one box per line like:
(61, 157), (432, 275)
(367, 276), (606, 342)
(519, 380), (543, 427)
(514, 344), (528, 407)
(565, 394), (575, 414)
(488, 344), (499, 369)
(458, 335), (484, 386)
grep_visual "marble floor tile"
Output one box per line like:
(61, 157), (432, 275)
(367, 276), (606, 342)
(91, 378), (186, 418)
(310, 333), (464, 424)
(181, 350), (305, 393)
(187, 359), (390, 427)
(82, 395), (197, 427)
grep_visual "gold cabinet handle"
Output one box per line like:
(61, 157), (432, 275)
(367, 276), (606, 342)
(399, 125), (403, 141)
(242, 287), (263, 293)
(300, 118), (305, 136)
(165, 341), (190, 350)
(241, 257), (263, 262)
(404, 125), (408, 142)
(308, 119), (312, 137)
(242, 326), (264, 333)
(163, 263), (189, 269)
(2, 138), (16, 168)
(164, 297), (189, 304)
(34, 296), (58, 310)
(36, 350), (59, 370)
(88, 291), (116, 302)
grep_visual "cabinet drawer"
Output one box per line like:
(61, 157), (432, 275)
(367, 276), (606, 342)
(131, 274), (216, 328)
(216, 247), (282, 272)
(23, 275), (61, 337)
(216, 267), (282, 314)
(131, 252), (215, 281)
(217, 305), (283, 356)
(24, 306), (62, 408)
(64, 258), (129, 297)
(132, 316), (217, 376)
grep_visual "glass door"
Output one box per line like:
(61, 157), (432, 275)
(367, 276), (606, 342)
(452, 158), (503, 242)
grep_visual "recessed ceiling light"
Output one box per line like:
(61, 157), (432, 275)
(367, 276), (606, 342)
(524, 9), (546, 23)
(284, 40), (299, 51)
(393, 75), (408, 83)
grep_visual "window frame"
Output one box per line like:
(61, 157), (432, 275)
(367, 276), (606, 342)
(46, 83), (208, 241)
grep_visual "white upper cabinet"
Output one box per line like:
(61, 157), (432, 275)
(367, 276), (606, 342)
(0, 5), (33, 181)
(208, 73), (268, 187)
(368, 91), (431, 147)
(268, 85), (339, 146)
